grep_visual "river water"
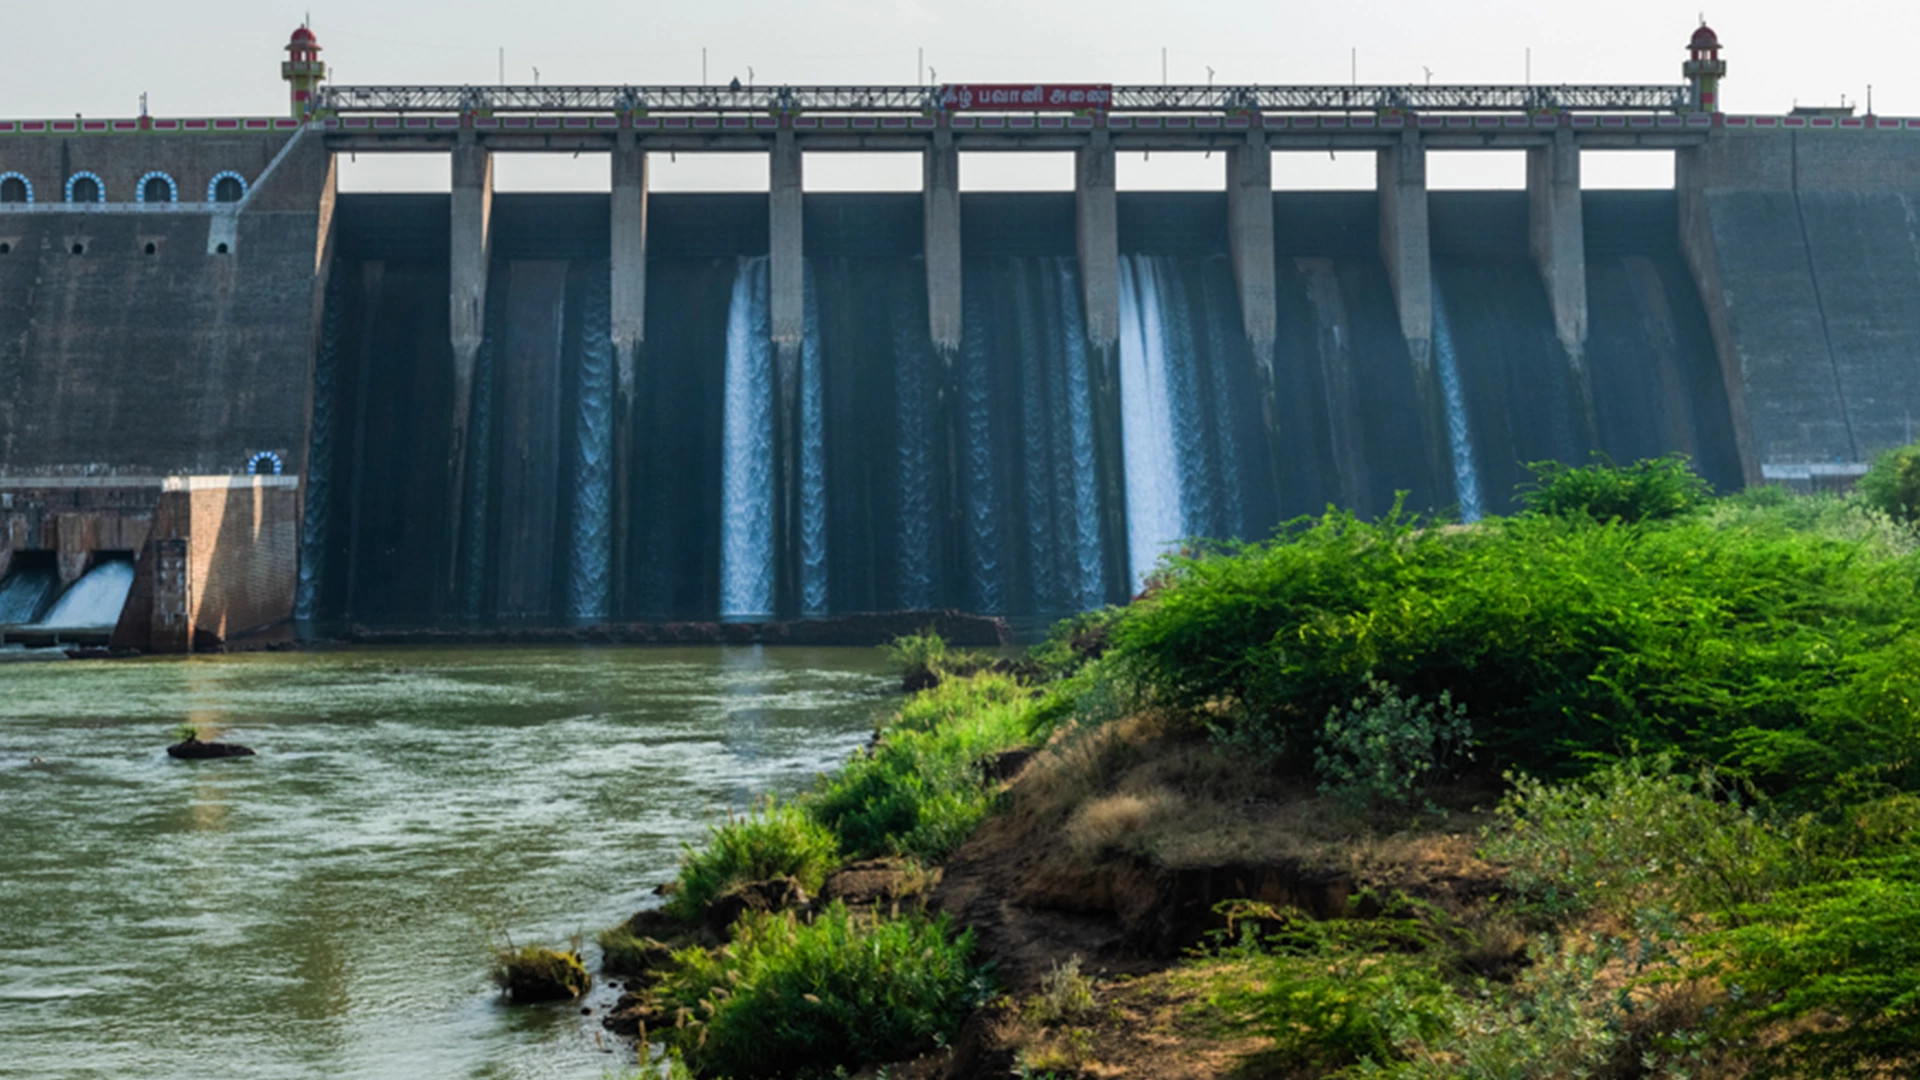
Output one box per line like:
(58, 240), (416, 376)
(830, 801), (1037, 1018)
(0, 647), (895, 1080)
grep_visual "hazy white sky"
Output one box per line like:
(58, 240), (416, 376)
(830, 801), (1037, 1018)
(5, 1), (1913, 193)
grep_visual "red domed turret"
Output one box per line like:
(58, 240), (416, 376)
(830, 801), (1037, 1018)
(282, 25), (327, 118)
(1683, 21), (1727, 114)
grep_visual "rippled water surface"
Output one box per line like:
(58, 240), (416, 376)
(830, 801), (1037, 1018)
(0, 646), (895, 1079)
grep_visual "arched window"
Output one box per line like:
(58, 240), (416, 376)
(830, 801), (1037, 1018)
(209, 171), (248, 204)
(136, 171), (177, 204)
(0, 173), (30, 204)
(65, 172), (103, 203)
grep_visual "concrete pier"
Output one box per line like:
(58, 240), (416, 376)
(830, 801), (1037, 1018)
(769, 131), (805, 614)
(1376, 133), (1453, 504)
(1075, 131), (1120, 353)
(924, 132), (963, 353)
(1225, 132), (1277, 357)
(1377, 132), (1431, 362)
(770, 132), (805, 350)
(447, 135), (493, 600)
(609, 133), (648, 608)
(1527, 130), (1589, 362)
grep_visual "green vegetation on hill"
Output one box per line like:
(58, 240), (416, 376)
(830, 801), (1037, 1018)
(603, 455), (1920, 1079)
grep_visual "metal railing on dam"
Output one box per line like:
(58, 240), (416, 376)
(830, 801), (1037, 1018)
(312, 83), (1694, 117)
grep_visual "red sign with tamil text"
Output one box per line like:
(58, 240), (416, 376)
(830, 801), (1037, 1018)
(938, 84), (1113, 111)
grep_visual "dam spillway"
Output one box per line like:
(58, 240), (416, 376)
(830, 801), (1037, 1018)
(6, 25), (1920, 643)
(295, 187), (1741, 623)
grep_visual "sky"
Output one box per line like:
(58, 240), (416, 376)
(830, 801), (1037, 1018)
(4, 0), (1913, 193)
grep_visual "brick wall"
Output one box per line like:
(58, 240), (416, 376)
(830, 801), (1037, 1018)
(179, 477), (299, 643)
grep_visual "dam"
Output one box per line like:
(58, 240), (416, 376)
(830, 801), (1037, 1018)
(1, 24), (1916, 640)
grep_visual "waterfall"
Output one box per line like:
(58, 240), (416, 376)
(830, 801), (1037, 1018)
(1430, 281), (1485, 523)
(1117, 256), (1187, 589)
(461, 319), (496, 620)
(293, 270), (343, 622)
(0, 564), (58, 625)
(893, 304), (935, 610)
(720, 256), (776, 617)
(37, 559), (135, 629)
(959, 275), (1003, 613)
(1055, 260), (1106, 608)
(798, 267), (829, 616)
(568, 269), (615, 620)
(1015, 261), (1061, 608)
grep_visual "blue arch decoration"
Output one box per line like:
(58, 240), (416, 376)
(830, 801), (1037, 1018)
(64, 171), (105, 203)
(246, 451), (285, 476)
(135, 170), (179, 204)
(0, 171), (33, 203)
(207, 170), (249, 203)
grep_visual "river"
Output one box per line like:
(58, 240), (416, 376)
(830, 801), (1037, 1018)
(0, 646), (895, 1079)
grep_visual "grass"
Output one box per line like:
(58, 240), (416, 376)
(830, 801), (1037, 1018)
(490, 940), (591, 1003)
(652, 902), (985, 1077)
(809, 671), (1034, 862)
(662, 799), (840, 921)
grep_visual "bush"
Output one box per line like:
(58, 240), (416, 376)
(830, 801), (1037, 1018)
(810, 672), (1032, 862)
(1855, 440), (1920, 524)
(1480, 757), (1791, 921)
(1706, 851), (1920, 1077)
(665, 800), (840, 920)
(1517, 454), (1712, 524)
(1027, 606), (1124, 680)
(490, 941), (591, 1003)
(1113, 498), (1920, 795)
(1314, 679), (1473, 809)
(654, 902), (984, 1077)
(1205, 914), (1455, 1069)
(1026, 956), (1101, 1027)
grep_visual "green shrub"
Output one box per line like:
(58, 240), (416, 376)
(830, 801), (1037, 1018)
(655, 902), (984, 1077)
(1113, 500), (1920, 794)
(1027, 606), (1124, 680)
(1517, 454), (1712, 524)
(490, 941), (591, 1003)
(882, 629), (951, 675)
(810, 672), (1032, 862)
(1204, 914), (1455, 1069)
(1314, 679), (1474, 809)
(665, 799), (840, 920)
(1707, 852), (1920, 1077)
(1025, 956), (1100, 1027)
(1481, 757), (1792, 921)
(597, 925), (668, 976)
(1855, 440), (1920, 524)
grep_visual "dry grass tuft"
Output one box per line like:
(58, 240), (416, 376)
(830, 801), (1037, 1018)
(1066, 789), (1187, 858)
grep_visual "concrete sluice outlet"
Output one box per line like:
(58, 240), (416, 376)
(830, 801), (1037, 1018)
(1, 23), (1915, 646)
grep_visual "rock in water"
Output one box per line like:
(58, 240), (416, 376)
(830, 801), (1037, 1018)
(167, 738), (256, 760)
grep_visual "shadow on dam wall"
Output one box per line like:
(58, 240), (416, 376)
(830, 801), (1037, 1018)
(302, 189), (1742, 625)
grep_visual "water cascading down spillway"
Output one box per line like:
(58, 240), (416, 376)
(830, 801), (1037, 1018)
(1430, 278), (1486, 523)
(36, 558), (136, 630)
(799, 269), (829, 616)
(720, 257), (777, 618)
(569, 270), (615, 620)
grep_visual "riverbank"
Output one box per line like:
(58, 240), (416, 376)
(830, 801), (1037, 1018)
(585, 457), (1920, 1079)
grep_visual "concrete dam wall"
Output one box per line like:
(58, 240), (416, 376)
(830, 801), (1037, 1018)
(300, 187), (1741, 623)
(2, 128), (1918, 630)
